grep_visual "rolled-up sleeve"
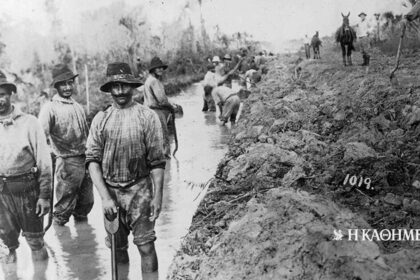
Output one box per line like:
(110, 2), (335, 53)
(38, 102), (53, 145)
(144, 110), (166, 169)
(85, 112), (105, 166)
(29, 118), (52, 200)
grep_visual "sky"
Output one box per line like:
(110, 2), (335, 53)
(0, 0), (413, 69)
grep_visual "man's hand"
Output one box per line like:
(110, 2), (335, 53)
(149, 195), (162, 222)
(36, 198), (50, 217)
(102, 198), (118, 216)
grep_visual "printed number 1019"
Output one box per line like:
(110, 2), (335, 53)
(343, 174), (373, 190)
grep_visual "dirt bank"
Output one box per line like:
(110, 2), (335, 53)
(167, 45), (420, 279)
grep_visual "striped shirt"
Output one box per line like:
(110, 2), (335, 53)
(0, 106), (52, 199)
(38, 94), (89, 157)
(85, 102), (166, 184)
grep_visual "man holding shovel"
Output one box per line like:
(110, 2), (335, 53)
(86, 62), (166, 273)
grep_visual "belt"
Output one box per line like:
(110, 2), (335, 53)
(0, 168), (38, 194)
(106, 175), (148, 189)
(0, 167), (38, 180)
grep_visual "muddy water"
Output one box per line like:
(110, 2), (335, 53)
(0, 83), (231, 280)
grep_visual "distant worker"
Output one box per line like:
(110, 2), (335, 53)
(311, 31), (322, 59)
(211, 85), (241, 126)
(304, 35), (311, 59)
(202, 59), (218, 112)
(144, 56), (174, 159)
(356, 12), (373, 66)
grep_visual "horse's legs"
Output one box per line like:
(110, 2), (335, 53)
(341, 44), (346, 66)
(347, 45), (352, 66)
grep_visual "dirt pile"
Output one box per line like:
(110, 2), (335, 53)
(167, 46), (420, 279)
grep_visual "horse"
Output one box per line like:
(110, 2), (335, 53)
(335, 12), (357, 66)
(311, 32), (322, 59)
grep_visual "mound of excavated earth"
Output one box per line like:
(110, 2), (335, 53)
(167, 45), (420, 280)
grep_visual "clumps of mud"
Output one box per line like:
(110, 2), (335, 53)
(168, 48), (420, 279)
(170, 188), (419, 280)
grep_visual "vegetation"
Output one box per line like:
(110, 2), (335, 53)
(0, 0), (262, 119)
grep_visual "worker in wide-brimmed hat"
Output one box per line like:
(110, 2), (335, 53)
(143, 56), (174, 158)
(39, 64), (93, 226)
(356, 12), (373, 67)
(0, 71), (52, 263)
(86, 62), (166, 272)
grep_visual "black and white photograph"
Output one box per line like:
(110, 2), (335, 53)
(1, 0), (420, 279)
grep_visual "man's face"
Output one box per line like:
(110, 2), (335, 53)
(55, 79), (75, 98)
(0, 86), (12, 115)
(154, 67), (165, 78)
(110, 82), (133, 107)
(360, 15), (366, 21)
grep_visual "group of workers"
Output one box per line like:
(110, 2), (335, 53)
(201, 48), (265, 125)
(0, 56), (176, 273)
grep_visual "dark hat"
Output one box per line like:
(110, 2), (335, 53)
(148, 56), (168, 73)
(51, 64), (78, 87)
(0, 71), (17, 93)
(100, 62), (143, 92)
(358, 12), (367, 17)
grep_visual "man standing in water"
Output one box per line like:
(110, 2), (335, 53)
(0, 71), (51, 263)
(143, 56), (174, 159)
(211, 85), (241, 126)
(38, 64), (93, 226)
(86, 62), (166, 272)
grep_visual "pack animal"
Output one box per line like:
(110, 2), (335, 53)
(335, 12), (357, 66)
(311, 33), (322, 59)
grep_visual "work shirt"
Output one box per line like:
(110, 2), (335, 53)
(202, 71), (218, 87)
(211, 86), (237, 105)
(85, 102), (166, 184)
(38, 95), (89, 157)
(143, 75), (170, 107)
(357, 19), (371, 37)
(0, 106), (52, 199)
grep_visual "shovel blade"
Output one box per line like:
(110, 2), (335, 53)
(104, 211), (120, 234)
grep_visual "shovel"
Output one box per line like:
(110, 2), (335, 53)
(390, 23), (407, 85)
(171, 111), (179, 156)
(104, 209), (120, 280)
(44, 154), (56, 232)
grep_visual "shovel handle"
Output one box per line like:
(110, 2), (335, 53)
(390, 24), (407, 77)
(111, 234), (118, 280)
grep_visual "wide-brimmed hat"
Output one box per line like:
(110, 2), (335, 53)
(148, 57), (168, 73)
(358, 12), (367, 17)
(212, 56), (221, 63)
(51, 64), (78, 87)
(100, 62), (143, 92)
(223, 54), (232, 61)
(0, 71), (17, 93)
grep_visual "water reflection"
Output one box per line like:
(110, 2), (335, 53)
(52, 222), (101, 279)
